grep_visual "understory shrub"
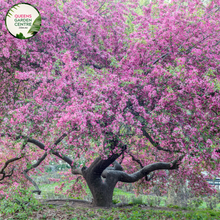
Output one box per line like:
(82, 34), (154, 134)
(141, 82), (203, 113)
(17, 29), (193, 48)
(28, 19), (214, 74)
(204, 196), (219, 210)
(146, 195), (163, 207)
(187, 196), (203, 209)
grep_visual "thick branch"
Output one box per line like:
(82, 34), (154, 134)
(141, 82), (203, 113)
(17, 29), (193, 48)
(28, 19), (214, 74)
(103, 155), (184, 182)
(88, 145), (127, 176)
(101, 160), (123, 178)
(71, 167), (85, 175)
(112, 160), (123, 171)
(119, 152), (125, 164)
(27, 138), (73, 166)
(128, 153), (154, 182)
(0, 157), (22, 174)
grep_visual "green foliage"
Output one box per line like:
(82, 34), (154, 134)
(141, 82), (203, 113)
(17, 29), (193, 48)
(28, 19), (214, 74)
(3, 205), (220, 219)
(4, 182), (220, 219)
(100, 206), (220, 219)
(112, 198), (120, 204)
(87, 210), (96, 217)
(167, 204), (181, 209)
(110, 56), (120, 68)
(187, 196), (204, 209)
(0, 186), (41, 217)
(113, 187), (133, 196)
(145, 195), (164, 207)
(204, 196), (219, 210)
(130, 196), (144, 205)
(185, 210), (220, 220)
(120, 81), (135, 87)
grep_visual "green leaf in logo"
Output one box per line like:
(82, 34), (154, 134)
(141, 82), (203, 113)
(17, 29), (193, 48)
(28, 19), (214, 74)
(28, 15), (41, 35)
(16, 32), (26, 39)
(6, 5), (20, 18)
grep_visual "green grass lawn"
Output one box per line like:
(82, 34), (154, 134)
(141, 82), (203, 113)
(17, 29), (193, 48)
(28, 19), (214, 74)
(1, 178), (220, 220)
(29, 180), (220, 210)
(1, 203), (220, 220)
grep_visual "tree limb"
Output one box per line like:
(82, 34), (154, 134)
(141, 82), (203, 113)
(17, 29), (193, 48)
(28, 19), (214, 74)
(71, 167), (85, 175)
(0, 167), (15, 181)
(102, 155), (184, 183)
(0, 155), (25, 182)
(145, 171), (155, 181)
(125, 101), (180, 153)
(27, 138), (73, 166)
(128, 153), (144, 168)
(0, 157), (22, 174)
(119, 152), (125, 164)
(87, 144), (127, 176)
(23, 152), (47, 195)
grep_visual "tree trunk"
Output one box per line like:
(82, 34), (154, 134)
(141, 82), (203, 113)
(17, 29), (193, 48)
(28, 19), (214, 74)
(90, 181), (115, 207)
(83, 163), (119, 207)
(85, 176), (116, 207)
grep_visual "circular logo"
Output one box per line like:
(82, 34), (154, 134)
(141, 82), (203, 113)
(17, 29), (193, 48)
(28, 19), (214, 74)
(5, 3), (41, 39)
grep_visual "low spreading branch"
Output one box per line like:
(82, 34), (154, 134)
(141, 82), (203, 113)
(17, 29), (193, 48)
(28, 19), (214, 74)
(0, 166), (15, 182)
(27, 138), (73, 166)
(0, 157), (23, 182)
(102, 155), (184, 183)
(101, 160), (123, 178)
(23, 152), (47, 195)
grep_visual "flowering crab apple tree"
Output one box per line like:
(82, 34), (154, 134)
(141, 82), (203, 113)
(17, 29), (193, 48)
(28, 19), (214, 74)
(0, 0), (220, 207)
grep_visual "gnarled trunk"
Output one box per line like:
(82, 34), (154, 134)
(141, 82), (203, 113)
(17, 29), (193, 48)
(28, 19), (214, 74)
(87, 179), (115, 207)
(83, 165), (118, 207)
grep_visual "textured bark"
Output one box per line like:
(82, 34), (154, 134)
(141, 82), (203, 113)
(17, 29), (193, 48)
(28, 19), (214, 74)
(102, 155), (184, 183)
(82, 158), (121, 207)
(85, 175), (116, 207)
